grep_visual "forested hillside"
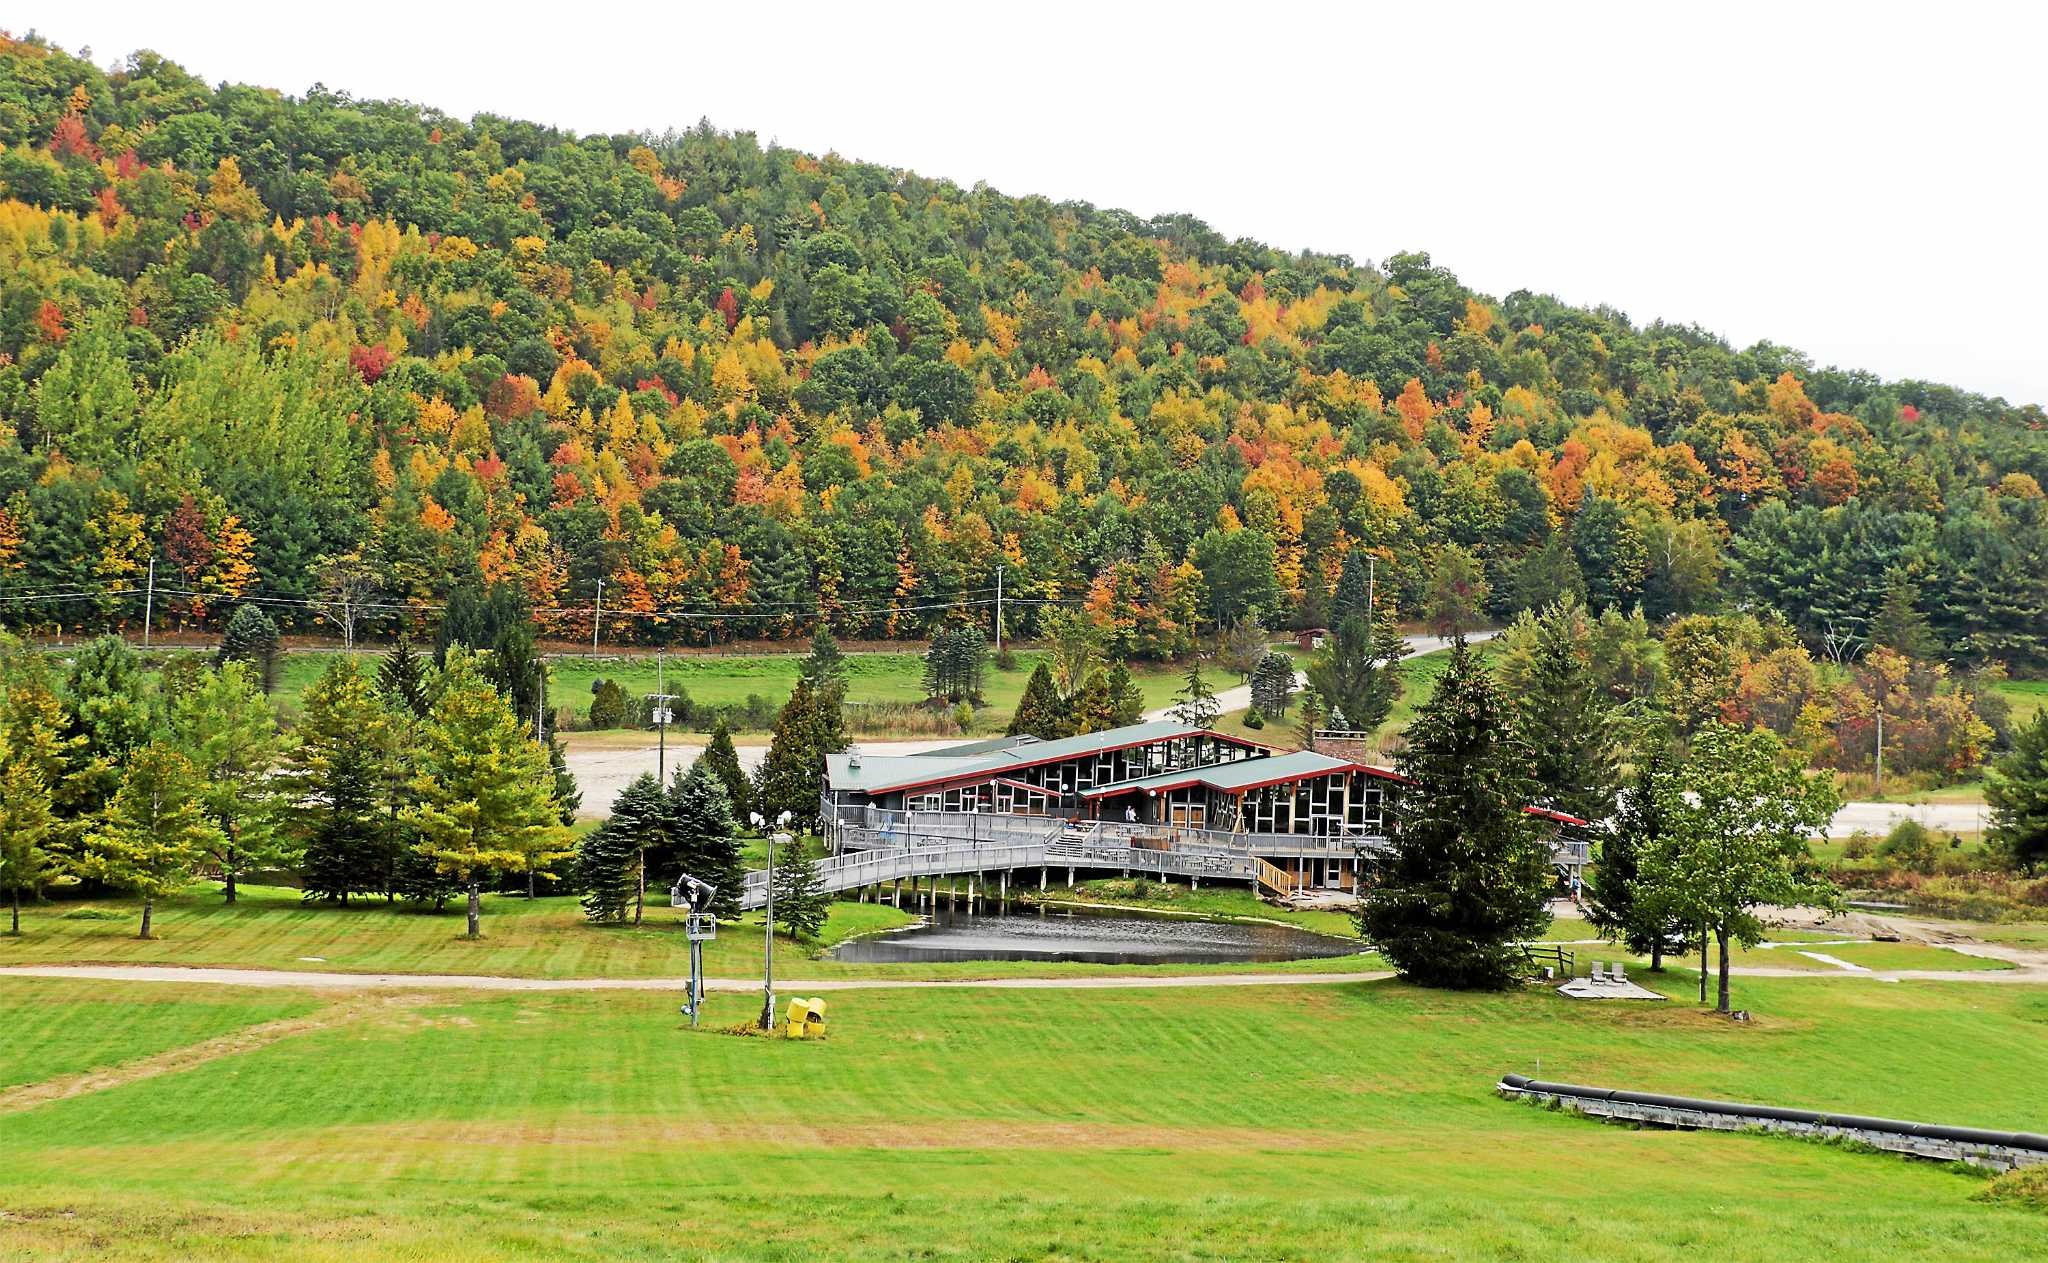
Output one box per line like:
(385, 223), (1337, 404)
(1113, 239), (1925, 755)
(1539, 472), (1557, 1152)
(1, 35), (2044, 670)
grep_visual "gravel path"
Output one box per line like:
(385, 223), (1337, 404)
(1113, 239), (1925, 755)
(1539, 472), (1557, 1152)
(0, 964), (1392, 993)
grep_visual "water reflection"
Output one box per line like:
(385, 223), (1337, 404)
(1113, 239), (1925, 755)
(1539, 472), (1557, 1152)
(829, 904), (1361, 965)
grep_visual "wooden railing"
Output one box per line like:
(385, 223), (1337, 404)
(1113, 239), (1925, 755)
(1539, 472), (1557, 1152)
(1253, 856), (1300, 897)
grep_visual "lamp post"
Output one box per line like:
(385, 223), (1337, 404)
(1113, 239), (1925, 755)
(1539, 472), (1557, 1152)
(754, 811), (793, 1030)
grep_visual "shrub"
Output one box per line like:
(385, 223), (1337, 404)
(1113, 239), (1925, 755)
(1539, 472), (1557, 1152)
(1842, 832), (1874, 861)
(587, 678), (628, 729)
(1243, 708), (1265, 730)
(1879, 819), (1941, 875)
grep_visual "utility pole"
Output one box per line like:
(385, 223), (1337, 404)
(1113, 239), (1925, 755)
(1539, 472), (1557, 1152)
(535, 656), (546, 745)
(656, 645), (667, 783)
(1874, 686), (1886, 797)
(994, 563), (1004, 656)
(592, 578), (604, 653)
(142, 558), (156, 648)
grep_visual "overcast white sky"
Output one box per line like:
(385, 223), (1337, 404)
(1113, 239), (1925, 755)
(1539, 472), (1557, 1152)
(27, 2), (2048, 405)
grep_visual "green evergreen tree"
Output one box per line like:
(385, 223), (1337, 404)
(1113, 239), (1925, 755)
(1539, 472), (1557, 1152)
(1583, 745), (1688, 969)
(1071, 669), (1114, 735)
(290, 658), (401, 904)
(771, 833), (830, 941)
(1495, 596), (1621, 824)
(170, 662), (288, 904)
(218, 603), (283, 694)
(405, 649), (570, 938)
(1870, 576), (1942, 660)
(700, 717), (751, 822)
(1105, 663), (1145, 727)
(1360, 639), (1552, 989)
(376, 634), (431, 718)
(1294, 686), (1325, 751)
(80, 743), (221, 940)
(754, 678), (830, 830)
(798, 624), (849, 688)
(1986, 709), (2048, 874)
(1332, 551), (1372, 626)
(1007, 662), (1065, 738)
(669, 761), (745, 919)
(1251, 652), (1296, 718)
(1169, 659), (1220, 729)
(1305, 615), (1396, 732)
(580, 772), (666, 924)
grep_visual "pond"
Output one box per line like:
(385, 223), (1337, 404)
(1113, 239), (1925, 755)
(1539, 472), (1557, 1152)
(827, 905), (1362, 965)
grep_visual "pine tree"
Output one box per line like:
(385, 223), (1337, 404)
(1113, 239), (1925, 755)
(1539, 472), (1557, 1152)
(701, 717), (751, 821)
(1332, 551), (1371, 626)
(1497, 597), (1621, 824)
(1251, 652), (1296, 718)
(1871, 576), (1942, 660)
(219, 603), (283, 694)
(1294, 685), (1324, 751)
(1008, 662), (1066, 738)
(290, 658), (402, 903)
(1106, 662), (1145, 727)
(580, 772), (666, 924)
(755, 678), (831, 828)
(1583, 746), (1688, 968)
(1217, 617), (1268, 681)
(669, 761), (745, 919)
(1360, 640), (1553, 989)
(1071, 669), (1114, 735)
(799, 624), (848, 688)
(170, 662), (288, 904)
(1986, 709), (2048, 874)
(376, 634), (431, 718)
(0, 640), (74, 935)
(405, 649), (570, 938)
(771, 833), (829, 941)
(80, 743), (222, 939)
(1169, 660), (1220, 729)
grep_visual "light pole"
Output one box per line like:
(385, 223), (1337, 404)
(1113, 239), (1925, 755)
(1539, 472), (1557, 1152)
(754, 811), (793, 1030)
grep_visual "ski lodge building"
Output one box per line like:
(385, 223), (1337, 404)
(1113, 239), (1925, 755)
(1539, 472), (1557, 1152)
(821, 719), (1589, 895)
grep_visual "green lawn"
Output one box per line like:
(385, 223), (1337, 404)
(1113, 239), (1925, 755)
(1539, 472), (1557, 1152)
(267, 647), (1193, 735)
(1028, 876), (1362, 938)
(0, 884), (1379, 982)
(1, 972), (2043, 1260)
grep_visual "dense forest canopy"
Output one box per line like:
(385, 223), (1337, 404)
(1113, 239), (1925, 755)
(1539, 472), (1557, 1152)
(0, 34), (2043, 669)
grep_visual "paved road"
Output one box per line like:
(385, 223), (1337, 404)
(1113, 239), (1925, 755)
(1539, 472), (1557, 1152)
(1145, 629), (1499, 723)
(0, 964), (1390, 993)
(1824, 799), (1988, 838)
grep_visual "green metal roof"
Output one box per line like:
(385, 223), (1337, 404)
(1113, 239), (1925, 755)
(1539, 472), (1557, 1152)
(827, 719), (1242, 794)
(1078, 750), (1373, 798)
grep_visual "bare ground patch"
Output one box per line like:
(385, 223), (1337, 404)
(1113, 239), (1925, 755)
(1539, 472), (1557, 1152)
(0, 994), (433, 1117)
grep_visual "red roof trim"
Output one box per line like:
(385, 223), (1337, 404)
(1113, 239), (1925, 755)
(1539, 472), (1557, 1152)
(991, 777), (1054, 795)
(1523, 805), (1591, 827)
(1078, 758), (1409, 800)
(865, 729), (1272, 795)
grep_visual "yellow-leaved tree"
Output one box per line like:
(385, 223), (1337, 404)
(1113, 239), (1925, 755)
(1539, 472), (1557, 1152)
(405, 649), (571, 938)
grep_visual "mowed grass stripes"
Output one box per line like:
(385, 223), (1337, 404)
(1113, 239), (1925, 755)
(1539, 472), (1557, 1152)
(1, 975), (2044, 1259)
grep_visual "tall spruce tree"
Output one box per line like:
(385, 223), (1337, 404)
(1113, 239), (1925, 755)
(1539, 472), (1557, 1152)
(670, 761), (745, 919)
(1169, 659), (1220, 729)
(1360, 639), (1553, 989)
(1986, 709), (2048, 874)
(219, 603), (283, 694)
(291, 657), (401, 903)
(755, 678), (832, 828)
(1251, 652), (1296, 718)
(80, 743), (221, 940)
(1496, 597), (1622, 824)
(170, 662), (288, 904)
(580, 772), (666, 924)
(1106, 663), (1146, 727)
(799, 625), (849, 689)
(376, 635), (431, 718)
(770, 833), (829, 940)
(1583, 746), (1688, 969)
(700, 717), (752, 822)
(1008, 662), (1065, 737)
(405, 649), (570, 938)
